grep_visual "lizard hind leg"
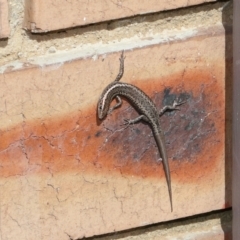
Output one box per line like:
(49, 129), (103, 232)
(121, 115), (149, 126)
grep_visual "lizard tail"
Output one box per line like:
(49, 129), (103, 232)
(153, 131), (173, 212)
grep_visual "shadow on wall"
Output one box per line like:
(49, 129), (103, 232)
(222, 1), (233, 240)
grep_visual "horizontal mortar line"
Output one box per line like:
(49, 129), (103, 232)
(0, 24), (224, 74)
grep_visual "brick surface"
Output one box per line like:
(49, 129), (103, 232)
(23, 0), (216, 33)
(0, 26), (231, 239)
(90, 210), (232, 240)
(88, 210), (232, 240)
(0, 0), (10, 38)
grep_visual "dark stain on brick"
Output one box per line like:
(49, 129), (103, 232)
(95, 131), (102, 137)
(0, 69), (225, 187)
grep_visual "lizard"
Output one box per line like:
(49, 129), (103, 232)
(97, 51), (185, 211)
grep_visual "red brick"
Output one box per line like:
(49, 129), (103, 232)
(23, 0), (216, 33)
(0, 0), (10, 38)
(0, 26), (230, 239)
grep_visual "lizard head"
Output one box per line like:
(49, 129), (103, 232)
(97, 97), (108, 120)
(97, 82), (116, 120)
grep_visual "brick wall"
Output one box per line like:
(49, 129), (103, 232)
(0, 1), (232, 239)
(0, 0), (10, 38)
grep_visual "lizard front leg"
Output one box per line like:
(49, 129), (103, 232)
(122, 115), (149, 126)
(159, 99), (186, 116)
(107, 96), (122, 115)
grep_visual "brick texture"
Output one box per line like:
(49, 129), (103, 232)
(0, 0), (10, 38)
(23, 0), (216, 33)
(0, 26), (231, 239)
(90, 210), (232, 240)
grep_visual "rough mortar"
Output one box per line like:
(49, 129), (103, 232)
(88, 210), (232, 240)
(0, 1), (232, 66)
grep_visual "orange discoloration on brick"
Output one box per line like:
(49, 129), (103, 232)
(0, 68), (224, 187)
